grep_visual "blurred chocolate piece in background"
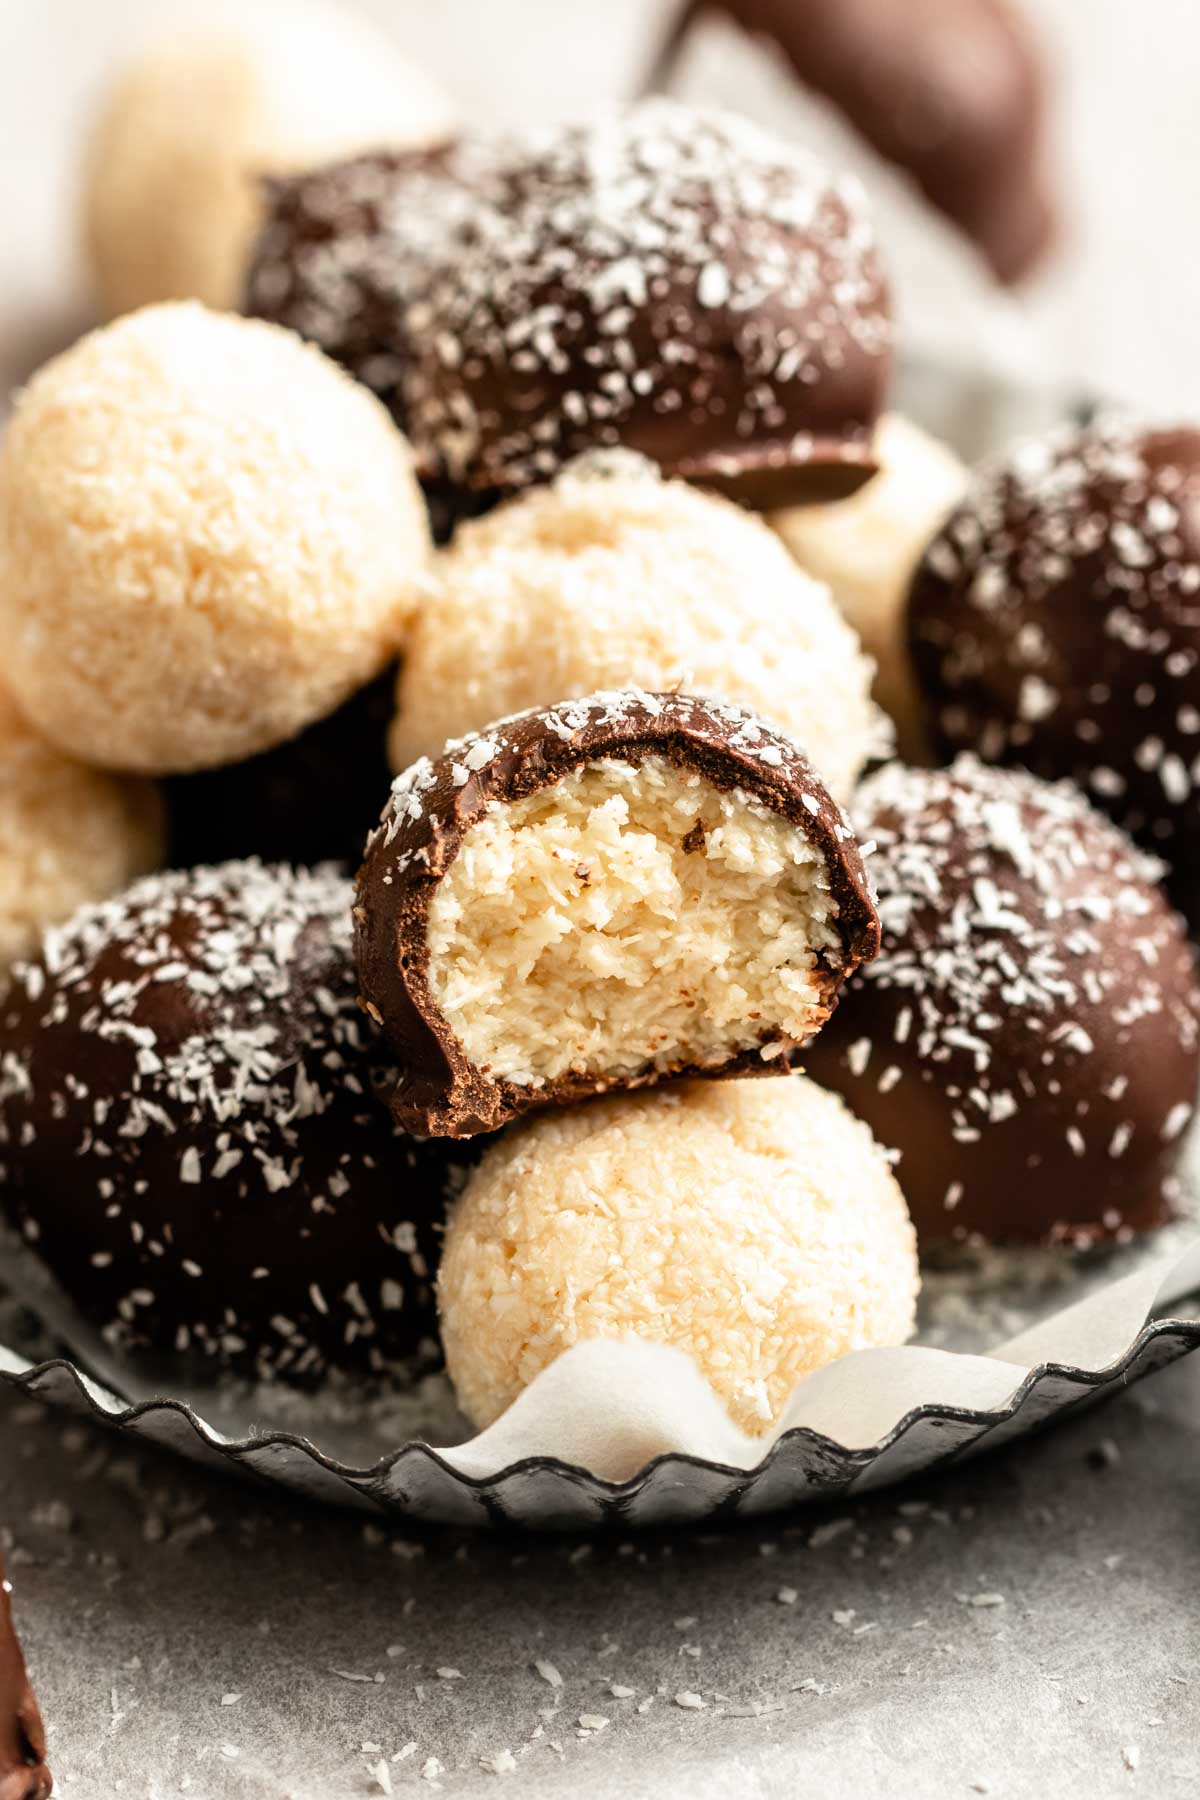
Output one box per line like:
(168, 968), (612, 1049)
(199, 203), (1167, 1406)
(648, 0), (1054, 283)
(0, 1555), (51, 1800)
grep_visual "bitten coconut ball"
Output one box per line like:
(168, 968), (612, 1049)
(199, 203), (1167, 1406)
(390, 454), (888, 802)
(83, 0), (457, 316)
(908, 420), (1200, 926)
(439, 1077), (919, 1435)
(0, 686), (164, 973)
(771, 415), (968, 759)
(804, 758), (1200, 1249)
(0, 861), (468, 1385)
(0, 303), (430, 775)
(0, 1551), (51, 1800)
(357, 691), (879, 1138)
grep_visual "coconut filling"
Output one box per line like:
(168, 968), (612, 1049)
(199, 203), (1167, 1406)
(425, 755), (842, 1088)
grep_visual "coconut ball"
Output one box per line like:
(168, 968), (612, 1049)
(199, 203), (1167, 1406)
(391, 455), (888, 803)
(358, 691), (879, 1139)
(0, 860), (467, 1385)
(771, 415), (968, 760)
(249, 102), (893, 508)
(908, 419), (1200, 929)
(399, 102), (892, 508)
(804, 757), (1200, 1248)
(0, 303), (431, 775)
(0, 685), (163, 973)
(439, 1077), (918, 1436)
(82, 0), (458, 316)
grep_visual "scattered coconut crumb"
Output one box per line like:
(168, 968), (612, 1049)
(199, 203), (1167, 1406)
(810, 1518), (855, 1549)
(480, 1750), (517, 1775)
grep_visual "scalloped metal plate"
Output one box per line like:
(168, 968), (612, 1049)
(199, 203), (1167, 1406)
(3, 1315), (1198, 1529)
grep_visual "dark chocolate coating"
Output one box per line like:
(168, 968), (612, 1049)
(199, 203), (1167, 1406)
(245, 140), (483, 411)
(0, 1557), (50, 1800)
(803, 757), (1200, 1248)
(908, 421), (1200, 932)
(245, 102), (893, 510)
(354, 690), (880, 1138)
(166, 671), (395, 869)
(0, 862), (469, 1386)
(650, 0), (1053, 283)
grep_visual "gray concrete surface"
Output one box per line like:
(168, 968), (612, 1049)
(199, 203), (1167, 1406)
(2, 1352), (1197, 1798)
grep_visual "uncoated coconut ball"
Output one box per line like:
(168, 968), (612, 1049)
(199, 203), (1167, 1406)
(82, 0), (458, 316)
(438, 1077), (918, 1435)
(0, 303), (431, 775)
(0, 685), (163, 973)
(770, 415), (968, 760)
(390, 454), (888, 803)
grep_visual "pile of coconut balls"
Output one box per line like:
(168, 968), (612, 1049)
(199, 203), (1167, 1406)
(0, 6), (1198, 1441)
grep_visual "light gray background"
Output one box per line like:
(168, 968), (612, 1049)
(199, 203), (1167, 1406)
(1, 4), (1199, 1795)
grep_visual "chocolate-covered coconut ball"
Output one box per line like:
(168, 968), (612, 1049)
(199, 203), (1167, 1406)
(356, 691), (879, 1139)
(771, 415), (968, 759)
(166, 671), (395, 870)
(390, 454), (888, 802)
(0, 862), (465, 1385)
(250, 101), (893, 507)
(245, 140), (490, 428)
(0, 303), (430, 776)
(439, 1077), (918, 1435)
(83, 0), (457, 315)
(401, 101), (894, 507)
(803, 758), (1200, 1248)
(908, 421), (1200, 926)
(0, 686), (164, 974)
(651, 0), (1053, 283)
(0, 1555), (51, 1800)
